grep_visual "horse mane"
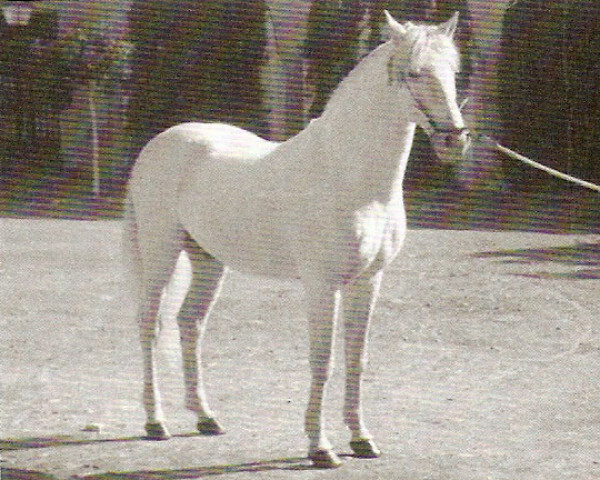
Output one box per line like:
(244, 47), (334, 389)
(322, 22), (460, 116)
(404, 23), (460, 74)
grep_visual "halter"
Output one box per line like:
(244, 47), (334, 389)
(387, 54), (470, 141)
(404, 73), (470, 139)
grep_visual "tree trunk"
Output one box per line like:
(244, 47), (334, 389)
(88, 79), (100, 197)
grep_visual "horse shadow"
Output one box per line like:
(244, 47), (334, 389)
(2, 460), (315, 480)
(0, 434), (322, 479)
(0, 434), (144, 451)
(78, 457), (319, 479)
(474, 241), (600, 280)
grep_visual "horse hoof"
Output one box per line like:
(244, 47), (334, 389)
(350, 438), (381, 458)
(144, 422), (171, 440)
(197, 418), (225, 435)
(309, 449), (343, 469)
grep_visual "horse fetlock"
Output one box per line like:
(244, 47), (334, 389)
(184, 393), (204, 412)
(306, 421), (337, 468)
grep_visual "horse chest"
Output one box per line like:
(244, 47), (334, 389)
(353, 200), (407, 272)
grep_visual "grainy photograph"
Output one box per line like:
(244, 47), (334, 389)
(1, 1), (598, 479)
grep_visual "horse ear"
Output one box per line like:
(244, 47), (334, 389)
(439, 11), (459, 39)
(384, 10), (407, 40)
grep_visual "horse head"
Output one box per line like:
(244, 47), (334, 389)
(385, 11), (472, 165)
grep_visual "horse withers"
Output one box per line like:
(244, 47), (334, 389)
(124, 11), (470, 468)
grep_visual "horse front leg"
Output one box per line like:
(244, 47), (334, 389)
(304, 283), (342, 468)
(178, 237), (226, 435)
(343, 271), (383, 458)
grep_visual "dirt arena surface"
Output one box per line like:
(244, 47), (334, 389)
(1, 219), (599, 479)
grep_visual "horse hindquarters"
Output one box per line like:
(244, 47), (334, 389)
(126, 134), (189, 436)
(125, 197), (185, 439)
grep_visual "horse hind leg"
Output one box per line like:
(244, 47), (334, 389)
(177, 232), (226, 435)
(134, 219), (185, 440)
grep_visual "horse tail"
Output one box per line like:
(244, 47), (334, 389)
(122, 194), (143, 301)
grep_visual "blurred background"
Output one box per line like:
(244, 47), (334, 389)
(0, 0), (598, 230)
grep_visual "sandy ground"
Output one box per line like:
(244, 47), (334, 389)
(1, 219), (599, 479)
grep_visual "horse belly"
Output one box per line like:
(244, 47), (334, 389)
(178, 190), (297, 279)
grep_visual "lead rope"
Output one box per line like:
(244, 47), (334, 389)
(394, 61), (600, 193)
(472, 132), (600, 193)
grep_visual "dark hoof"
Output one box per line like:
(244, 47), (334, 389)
(197, 418), (225, 435)
(350, 438), (381, 458)
(309, 449), (343, 469)
(144, 422), (171, 440)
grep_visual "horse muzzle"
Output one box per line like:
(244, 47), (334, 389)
(430, 126), (472, 164)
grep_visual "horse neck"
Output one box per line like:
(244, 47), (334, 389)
(316, 42), (417, 203)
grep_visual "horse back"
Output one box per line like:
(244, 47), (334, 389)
(130, 122), (301, 278)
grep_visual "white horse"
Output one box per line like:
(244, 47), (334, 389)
(125, 11), (471, 468)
